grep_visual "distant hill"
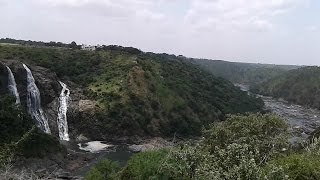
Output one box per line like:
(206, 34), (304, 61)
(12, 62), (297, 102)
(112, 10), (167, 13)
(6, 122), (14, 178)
(0, 37), (79, 49)
(252, 66), (320, 109)
(0, 42), (264, 138)
(189, 59), (300, 86)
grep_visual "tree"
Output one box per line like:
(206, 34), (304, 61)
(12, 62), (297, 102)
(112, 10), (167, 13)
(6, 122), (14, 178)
(69, 41), (78, 49)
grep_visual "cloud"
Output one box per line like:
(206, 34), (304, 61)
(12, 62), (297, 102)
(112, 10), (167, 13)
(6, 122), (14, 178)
(30, 0), (164, 20)
(0, 0), (318, 65)
(185, 0), (307, 32)
(0, 0), (9, 6)
(306, 25), (318, 32)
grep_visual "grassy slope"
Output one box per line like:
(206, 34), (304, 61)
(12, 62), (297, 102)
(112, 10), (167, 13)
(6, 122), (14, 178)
(252, 66), (320, 108)
(0, 44), (263, 137)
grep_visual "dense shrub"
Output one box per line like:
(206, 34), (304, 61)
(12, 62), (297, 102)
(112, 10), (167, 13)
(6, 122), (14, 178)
(14, 127), (65, 158)
(120, 150), (169, 180)
(159, 113), (288, 180)
(261, 137), (320, 180)
(203, 113), (289, 162)
(0, 96), (33, 144)
(0, 96), (64, 166)
(263, 154), (320, 180)
(85, 160), (121, 180)
(0, 96), (33, 165)
(161, 143), (262, 180)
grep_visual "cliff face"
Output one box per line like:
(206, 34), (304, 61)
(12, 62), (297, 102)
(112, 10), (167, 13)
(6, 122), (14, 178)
(0, 59), (95, 140)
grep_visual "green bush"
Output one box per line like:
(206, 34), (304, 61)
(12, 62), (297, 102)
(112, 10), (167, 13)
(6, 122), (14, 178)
(160, 113), (289, 180)
(0, 144), (15, 166)
(85, 167), (105, 180)
(120, 150), (169, 180)
(0, 96), (33, 144)
(261, 137), (320, 180)
(263, 154), (320, 180)
(14, 127), (65, 158)
(0, 96), (30, 166)
(203, 113), (288, 162)
(85, 159), (121, 180)
(161, 143), (262, 180)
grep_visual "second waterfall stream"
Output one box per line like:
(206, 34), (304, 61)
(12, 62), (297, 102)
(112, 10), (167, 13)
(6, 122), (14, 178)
(6, 66), (21, 104)
(23, 64), (51, 134)
(57, 81), (70, 141)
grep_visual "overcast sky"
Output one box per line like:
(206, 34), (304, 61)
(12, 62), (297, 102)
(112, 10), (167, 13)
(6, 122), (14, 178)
(0, 0), (319, 65)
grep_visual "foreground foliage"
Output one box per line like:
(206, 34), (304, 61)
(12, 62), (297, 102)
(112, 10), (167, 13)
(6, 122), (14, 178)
(86, 113), (320, 180)
(120, 150), (169, 180)
(86, 114), (296, 180)
(85, 160), (121, 180)
(160, 113), (288, 180)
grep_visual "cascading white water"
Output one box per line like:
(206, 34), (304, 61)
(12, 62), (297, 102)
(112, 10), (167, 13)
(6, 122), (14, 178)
(23, 64), (51, 134)
(57, 81), (70, 141)
(6, 66), (21, 104)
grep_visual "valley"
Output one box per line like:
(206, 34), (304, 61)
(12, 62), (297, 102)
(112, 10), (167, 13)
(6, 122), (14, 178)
(1, 40), (320, 179)
(1, 0), (319, 178)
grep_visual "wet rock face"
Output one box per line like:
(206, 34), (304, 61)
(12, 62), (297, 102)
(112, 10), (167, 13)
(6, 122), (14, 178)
(1, 61), (28, 101)
(45, 98), (60, 137)
(0, 63), (8, 95)
(78, 100), (97, 112)
(28, 65), (61, 105)
(0, 60), (62, 137)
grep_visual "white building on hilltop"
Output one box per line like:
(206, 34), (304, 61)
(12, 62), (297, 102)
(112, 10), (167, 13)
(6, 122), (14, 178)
(81, 44), (96, 51)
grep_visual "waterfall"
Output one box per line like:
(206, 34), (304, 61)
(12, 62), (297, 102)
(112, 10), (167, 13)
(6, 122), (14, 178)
(57, 81), (70, 141)
(6, 66), (21, 104)
(23, 64), (51, 134)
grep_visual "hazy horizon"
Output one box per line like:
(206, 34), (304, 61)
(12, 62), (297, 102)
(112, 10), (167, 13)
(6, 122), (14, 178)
(0, 0), (319, 65)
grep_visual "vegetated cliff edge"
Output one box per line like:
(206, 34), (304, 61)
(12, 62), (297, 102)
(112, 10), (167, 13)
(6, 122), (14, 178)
(0, 44), (264, 140)
(189, 59), (299, 86)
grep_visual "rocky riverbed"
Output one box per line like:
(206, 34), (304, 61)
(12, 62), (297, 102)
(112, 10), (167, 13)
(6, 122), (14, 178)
(236, 84), (320, 144)
(261, 95), (320, 143)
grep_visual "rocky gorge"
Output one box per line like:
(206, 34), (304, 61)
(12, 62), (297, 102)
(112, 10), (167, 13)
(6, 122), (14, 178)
(0, 59), (198, 178)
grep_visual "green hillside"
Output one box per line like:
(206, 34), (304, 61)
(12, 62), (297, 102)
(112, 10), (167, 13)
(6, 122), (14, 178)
(190, 59), (299, 86)
(252, 66), (320, 108)
(0, 44), (263, 137)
